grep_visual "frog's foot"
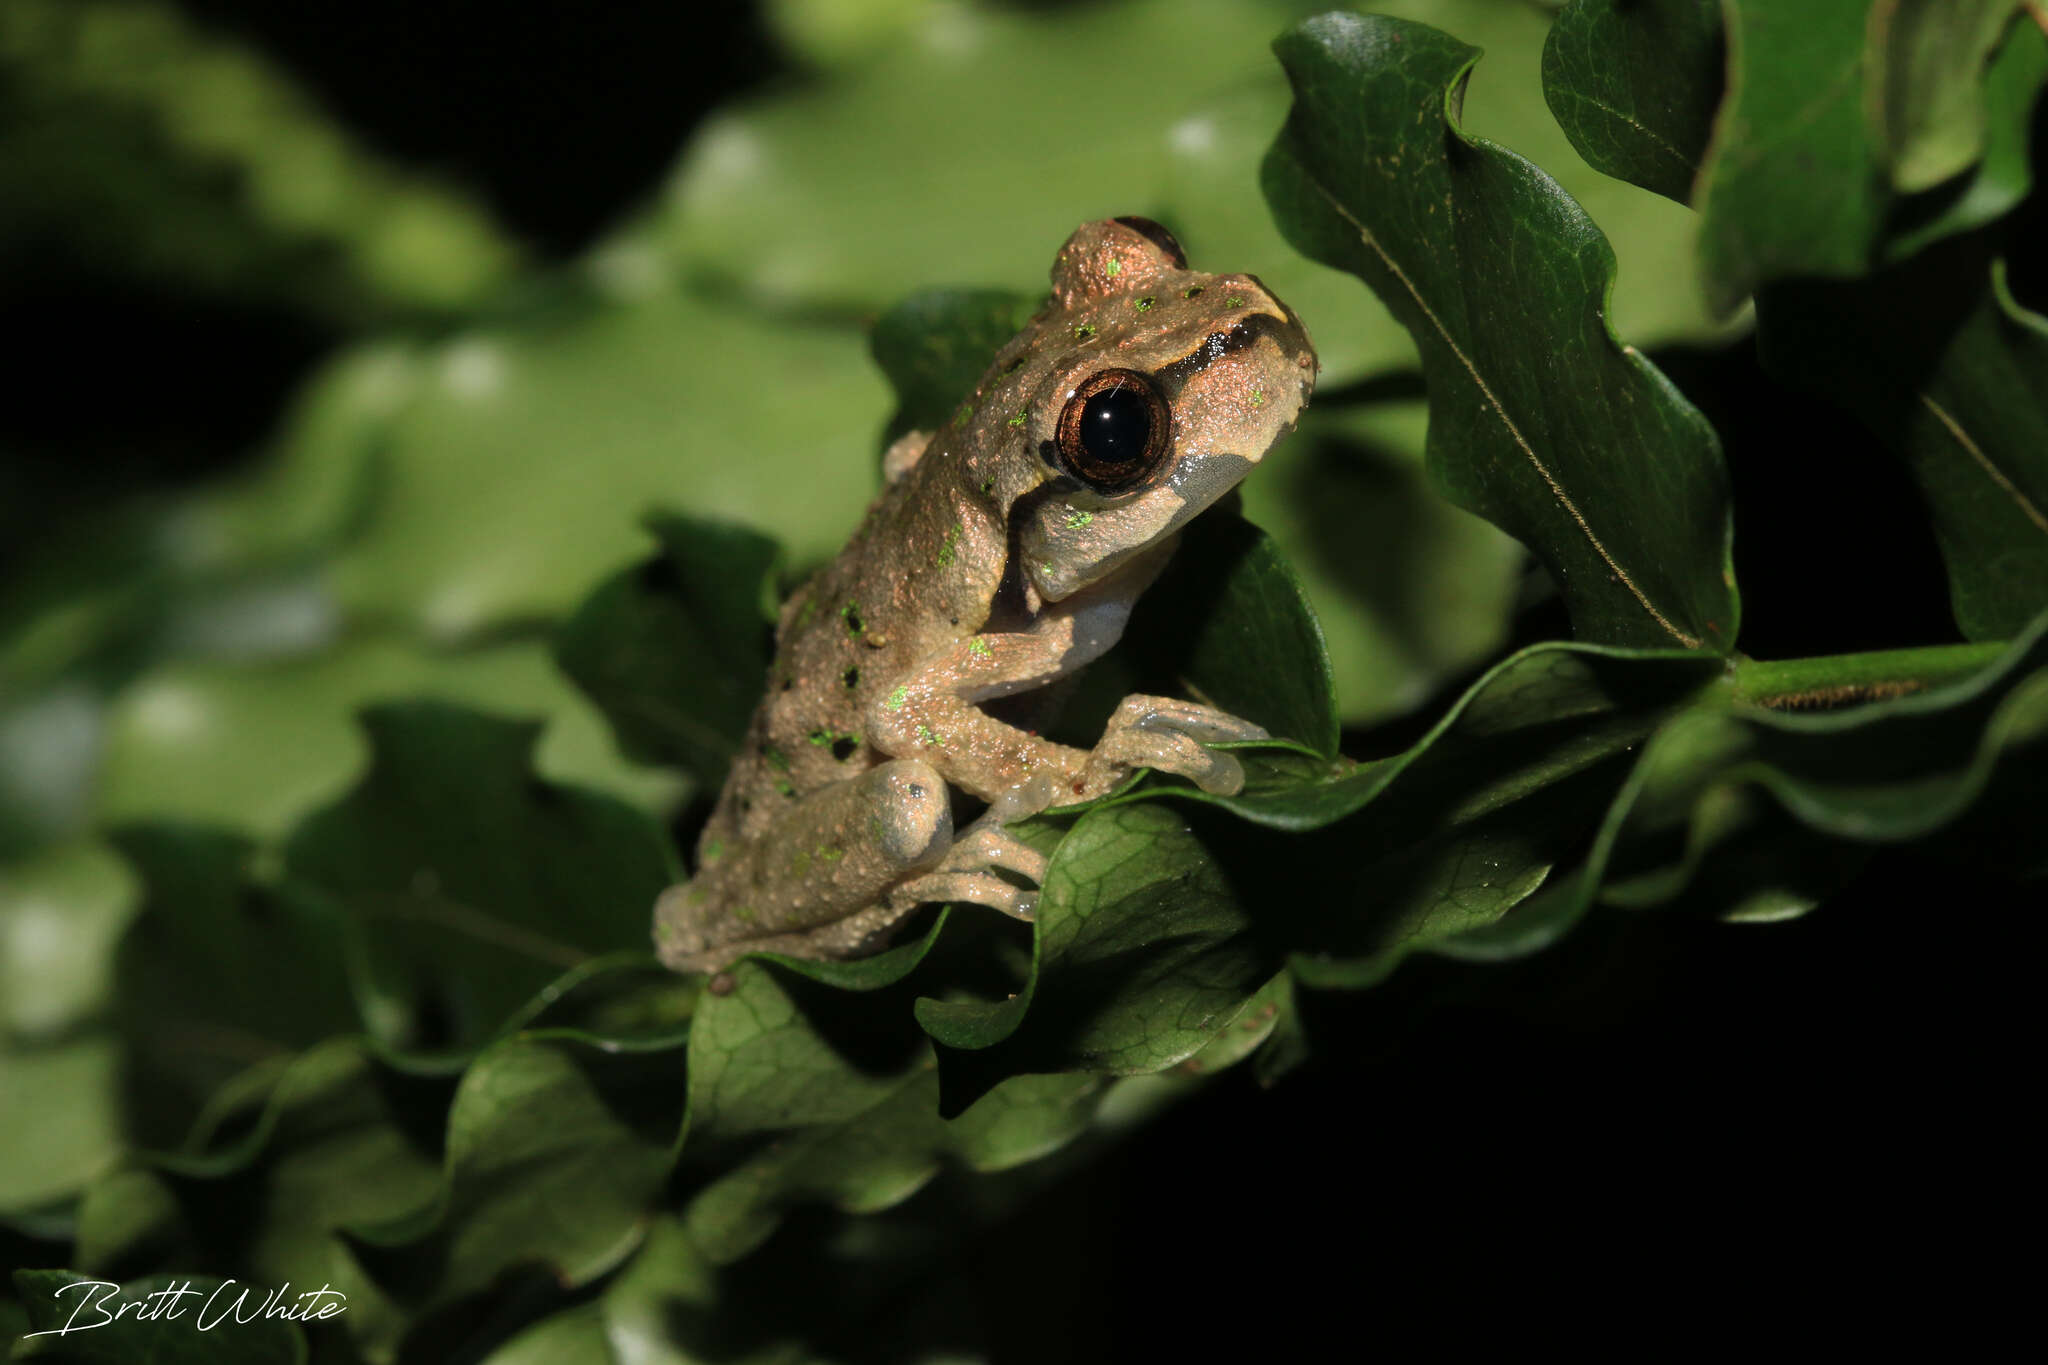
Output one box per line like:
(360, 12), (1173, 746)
(1083, 694), (1268, 798)
(943, 817), (1050, 883)
(888, 816), (1047, 922)
(890, 871), (1036, 922)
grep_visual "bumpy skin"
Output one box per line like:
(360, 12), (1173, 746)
(656, 218), (1317, 973)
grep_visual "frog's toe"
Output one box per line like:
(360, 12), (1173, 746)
(1091, 694), (1263, 795)
(945, 817), (1050, 883)
(1113, 694), (1269, 744)
(1093, 727), (1247, 796)
(891, 871), (1036, 922)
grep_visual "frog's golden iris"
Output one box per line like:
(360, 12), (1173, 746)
(1052, 367), (1171, 492)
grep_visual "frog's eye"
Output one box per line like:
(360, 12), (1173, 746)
(1053, 368), (1171, 493)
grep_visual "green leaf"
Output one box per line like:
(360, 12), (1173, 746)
(69, 1039), (450, 1361)
(108, 825), (357, 1146)
(653, 0), (1332, 315)
(869, 288), (1040, 443)
(680, 920), (1101, 1263)
(1886, 22), (2047, 260)
(1878, 1), (2030, 193)
(343, 1030), (684, 1315)
(0, 841), (133, 1040)
(211, 289), (893, 642)
(1695, 0), (2048, 310)
(685, 968), (1100, 1266)
(682, 914), (953, 1151)
(99, 636), (682, 845)
(918, 803), (1273, 1113)
(1263, 11), (1738, 652)
(554, 513), (782, 787)
(282, 703), (676, 1054)
(11, 1270), (306, 1364)
(1542, 0), (1724, 204)
(0, 1036), (124, 1213)
(1756, 237), (2048, 641)
(0, 686), (103, 861)
(651, 0), (1729, 383)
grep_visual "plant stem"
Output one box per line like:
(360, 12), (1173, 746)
(1729, 641), (2010, 710)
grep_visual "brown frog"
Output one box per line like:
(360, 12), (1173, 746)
(656, 217), (1316, 973)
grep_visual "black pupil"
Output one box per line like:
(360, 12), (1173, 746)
(1079, 386), (1151, 469)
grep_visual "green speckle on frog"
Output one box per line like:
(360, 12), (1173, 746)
(653, 217), (1318, 974)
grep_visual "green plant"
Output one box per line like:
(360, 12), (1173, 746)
(5, 1), (2044, 1360)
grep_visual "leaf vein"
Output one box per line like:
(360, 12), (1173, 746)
(1918, 392), (2048, 534)
(1296, 173), (1701, 648)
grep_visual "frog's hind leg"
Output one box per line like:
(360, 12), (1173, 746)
(655, 758), (953, 973)
(888, 814), (1047, 923)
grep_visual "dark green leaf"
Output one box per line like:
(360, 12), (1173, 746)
(1237, 399), (1527, 726)
(1455, 618), (2048, 955)
(1237, 644), (1721, 984)
(1213, 642), (1722, 832)
(1757, 236), (2048, 640)
(12, 1269), (305, 1364)
(554, 513), (782, 785)
(1542, 0), (1724, 204)
(108, 826), (356, 1147)
(480, 1215), (764, 1365)
(282, 703), (675, 1054)
(0, 0), (521, 327)
(1123, 513), (1340, 756)
(869, 288), (1039, 443)
(1263, 11), (1738, 652)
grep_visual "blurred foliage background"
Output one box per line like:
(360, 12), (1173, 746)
(4, 0), (2043, 1358)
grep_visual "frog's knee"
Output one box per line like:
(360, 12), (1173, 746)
(866, 759), (952, 867)
(864, 687), (923, 755)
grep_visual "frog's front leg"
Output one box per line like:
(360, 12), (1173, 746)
(866, 586), (1266, 824)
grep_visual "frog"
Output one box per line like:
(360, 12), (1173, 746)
(654, 216), (1317, 975)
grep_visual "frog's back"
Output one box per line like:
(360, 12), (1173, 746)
(697, 451), (1007, 857)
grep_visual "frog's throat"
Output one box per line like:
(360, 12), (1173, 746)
(1024, 450), (1256, 602)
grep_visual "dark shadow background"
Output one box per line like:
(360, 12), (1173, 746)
(5, 1), (2038, 1358)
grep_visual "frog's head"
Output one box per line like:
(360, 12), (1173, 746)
(1002, 217), (1318, 603)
